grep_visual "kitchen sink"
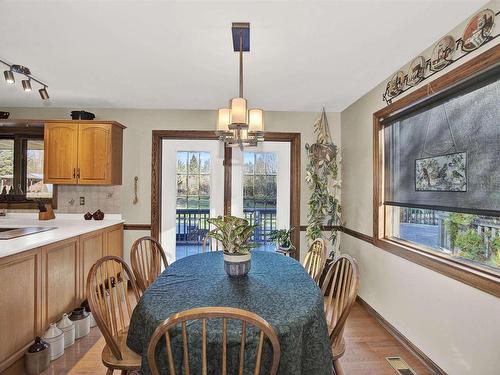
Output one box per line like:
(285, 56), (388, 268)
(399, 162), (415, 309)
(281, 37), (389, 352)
(0, 227), (57, 240)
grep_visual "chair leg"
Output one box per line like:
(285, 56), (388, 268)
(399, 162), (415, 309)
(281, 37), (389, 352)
(333, 359), (344, 375)
(106, 369), (113, 375)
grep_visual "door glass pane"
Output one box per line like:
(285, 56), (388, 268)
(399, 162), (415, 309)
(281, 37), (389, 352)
(0, 139), (14, 195)
(243, 152), (277, 251)
(176, 151), (211, 259)
(26, 140), (53, 199)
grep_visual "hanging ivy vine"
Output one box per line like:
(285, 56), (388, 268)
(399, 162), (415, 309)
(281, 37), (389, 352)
(305, 109), (342, 257)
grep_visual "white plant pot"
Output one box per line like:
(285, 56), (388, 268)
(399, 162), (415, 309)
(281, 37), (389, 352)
(223, 253), (251, 277)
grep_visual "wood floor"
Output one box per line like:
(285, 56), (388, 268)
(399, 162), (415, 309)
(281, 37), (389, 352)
(14, 301), (433, 375)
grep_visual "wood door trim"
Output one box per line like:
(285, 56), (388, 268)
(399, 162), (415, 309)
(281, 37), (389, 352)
(372, 44), (500, 298)
(151, 130), (301, 259)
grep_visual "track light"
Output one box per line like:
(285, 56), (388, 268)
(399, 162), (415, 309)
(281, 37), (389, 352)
(1, 58), (49, 100)
(39, 87), (49, 100)
(22, 79), (32, 92)
(3, 70), (14, 84)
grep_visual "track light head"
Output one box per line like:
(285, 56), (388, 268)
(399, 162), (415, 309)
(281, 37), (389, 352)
(39, 87), (49, 100)
(4, 70), (14, 84)
(22, 79), (32, 92)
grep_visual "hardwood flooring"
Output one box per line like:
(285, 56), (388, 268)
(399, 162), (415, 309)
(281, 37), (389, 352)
(11, 301), (432, 375)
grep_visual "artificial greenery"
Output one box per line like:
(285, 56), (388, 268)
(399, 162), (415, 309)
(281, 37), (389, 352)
(305, 109), (342, 255)
(269, 227), (295, 249)
(207, 216), (256, 255)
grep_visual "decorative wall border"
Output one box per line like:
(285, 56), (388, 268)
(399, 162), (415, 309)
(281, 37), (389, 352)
(383, 9), (499, 105)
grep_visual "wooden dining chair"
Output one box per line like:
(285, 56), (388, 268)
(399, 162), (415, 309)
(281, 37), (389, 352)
(201, 235), (222, 252)
(130, 236), (168, 293)
(147, 306), (281, 375)
(321, 254), (359, 375)
(86, 256), (142, 375)
(302, 238), (327, 283)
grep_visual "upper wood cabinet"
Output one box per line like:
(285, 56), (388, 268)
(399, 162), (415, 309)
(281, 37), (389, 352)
(44, 121), (124, 185)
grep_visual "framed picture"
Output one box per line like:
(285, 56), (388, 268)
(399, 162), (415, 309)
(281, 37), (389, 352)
(462, 9), (495, 52)
(430, 36), (455, 72)
(415, 152), (467, 192)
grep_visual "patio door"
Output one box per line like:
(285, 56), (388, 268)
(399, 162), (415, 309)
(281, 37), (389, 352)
(231, 142), (291, 251)
(161, 139), (225, 263)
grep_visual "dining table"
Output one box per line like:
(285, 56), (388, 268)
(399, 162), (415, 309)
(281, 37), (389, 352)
(127, 250), (333, 374)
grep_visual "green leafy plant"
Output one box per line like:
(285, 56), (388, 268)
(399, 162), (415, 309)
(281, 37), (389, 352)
(305, 109), (342, 256)
(455, 229), (485, 262)
(444, 213), (476, 252)
(269, 228), (295, 249)
(207, 216), (257, 255)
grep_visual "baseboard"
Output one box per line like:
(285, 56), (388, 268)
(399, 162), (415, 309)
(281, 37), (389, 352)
(356, 296), (446, 375)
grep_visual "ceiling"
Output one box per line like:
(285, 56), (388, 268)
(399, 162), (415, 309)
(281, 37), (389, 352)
(0, 0), (486, 112)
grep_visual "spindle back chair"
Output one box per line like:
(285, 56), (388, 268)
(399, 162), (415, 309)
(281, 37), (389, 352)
(147, 306), (281, 375)
(130, 236), (168, 293)
(86, 256), (142, 374)
(321, 254), (359, 375)
(302, 238), (327, 282)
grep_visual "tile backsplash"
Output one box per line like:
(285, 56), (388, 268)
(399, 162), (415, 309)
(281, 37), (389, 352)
(56, 185), (121, 214)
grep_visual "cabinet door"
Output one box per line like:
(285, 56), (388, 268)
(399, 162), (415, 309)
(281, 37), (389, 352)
(77, 124), (112, 184)
(80, 230), (104, 298)
(44, 123), (78, 184)
(0, 250), (42, 371)
(42, 238), (79, 328)
(104, 224), (124, 258)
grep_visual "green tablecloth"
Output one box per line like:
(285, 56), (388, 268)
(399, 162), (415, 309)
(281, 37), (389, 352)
(127, 251), (333, 374)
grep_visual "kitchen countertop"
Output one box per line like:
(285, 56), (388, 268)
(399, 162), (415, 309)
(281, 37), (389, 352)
(0, 213), (123, 259)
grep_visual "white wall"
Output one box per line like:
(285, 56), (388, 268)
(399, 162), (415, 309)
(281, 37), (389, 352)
(340, 1), (500, 374)
(1, 107), (340, 262)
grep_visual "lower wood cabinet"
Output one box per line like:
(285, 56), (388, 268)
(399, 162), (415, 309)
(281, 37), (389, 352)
(0, 223), (123, 372)
(42, 237), (79, 329)
(0, 250), (42, 371)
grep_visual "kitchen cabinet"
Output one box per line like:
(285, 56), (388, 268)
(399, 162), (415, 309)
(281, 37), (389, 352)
(0, 223), (123, 372)
(44, 121), (124, 185)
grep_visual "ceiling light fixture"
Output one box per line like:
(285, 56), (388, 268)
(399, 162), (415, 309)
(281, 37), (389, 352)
(216, 23), (264, 149)
(3, 70), (14, 84)
(22, 79), (32, 92)
(0, 59), (49, 100)
(39, 87), (49, 100)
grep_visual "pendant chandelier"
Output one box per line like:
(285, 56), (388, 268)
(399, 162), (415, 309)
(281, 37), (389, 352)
(216, 23), (264, 148)
(1, 59), (49, 100)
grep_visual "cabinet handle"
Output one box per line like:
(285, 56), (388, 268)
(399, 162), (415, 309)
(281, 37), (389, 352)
(73, 168), (76, 178)
(76, 168), (80, 178)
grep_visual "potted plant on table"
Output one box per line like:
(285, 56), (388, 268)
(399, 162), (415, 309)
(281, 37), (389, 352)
(269, 227), (296, 256)
(207, 216), (256, 277)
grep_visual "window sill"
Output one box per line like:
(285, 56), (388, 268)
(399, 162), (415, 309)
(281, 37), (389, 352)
(373, 236), (500, 298)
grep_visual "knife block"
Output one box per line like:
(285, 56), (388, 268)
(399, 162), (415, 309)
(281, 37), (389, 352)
(39, 204), (55, 220)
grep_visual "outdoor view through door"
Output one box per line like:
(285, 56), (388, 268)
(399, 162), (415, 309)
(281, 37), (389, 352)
(161, 138), (291, 261)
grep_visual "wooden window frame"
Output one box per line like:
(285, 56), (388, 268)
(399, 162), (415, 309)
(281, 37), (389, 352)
(0, 128), (58, 209)
(373, 44), (500, 298)
(151, 130), (301, 259)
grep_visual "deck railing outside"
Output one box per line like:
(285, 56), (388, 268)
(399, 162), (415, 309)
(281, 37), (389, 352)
(176, 208), (277, 245)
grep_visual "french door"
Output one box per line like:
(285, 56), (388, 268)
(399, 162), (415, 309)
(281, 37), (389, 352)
(156, 134), (296, 262)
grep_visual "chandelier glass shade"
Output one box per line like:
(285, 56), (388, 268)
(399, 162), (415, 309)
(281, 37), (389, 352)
(216, 23), (264, 148)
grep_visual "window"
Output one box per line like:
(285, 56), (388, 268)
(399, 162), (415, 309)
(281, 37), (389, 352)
(243, 152), (277, 251)
(391, 207), (500, 271)
(374, 55), (500, 297)
(0, 133), (55, 206)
